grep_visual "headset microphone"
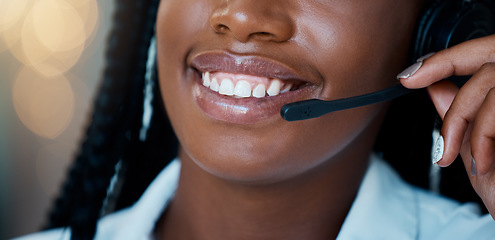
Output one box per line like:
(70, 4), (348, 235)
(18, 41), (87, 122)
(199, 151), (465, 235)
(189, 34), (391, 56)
(281, 0), (495, 122)
(280, 78), (471, 121)
(281, 84), (414, 122)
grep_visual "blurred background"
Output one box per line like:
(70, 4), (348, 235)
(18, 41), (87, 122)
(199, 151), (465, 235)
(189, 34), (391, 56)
(0, 0), (115, 238)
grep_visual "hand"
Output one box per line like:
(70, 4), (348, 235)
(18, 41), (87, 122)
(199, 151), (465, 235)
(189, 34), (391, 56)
(398, 34), (495, 220)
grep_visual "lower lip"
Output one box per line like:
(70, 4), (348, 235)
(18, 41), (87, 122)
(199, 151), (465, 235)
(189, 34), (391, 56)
(192, 75), (312, 125)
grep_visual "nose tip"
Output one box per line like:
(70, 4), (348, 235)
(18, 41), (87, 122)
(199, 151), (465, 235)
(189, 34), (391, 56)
(210, 2), (295, 43)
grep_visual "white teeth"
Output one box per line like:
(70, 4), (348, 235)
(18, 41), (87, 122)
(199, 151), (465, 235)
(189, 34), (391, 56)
(280, 83), (292, 93)
(234, 80), (252, 98)
(202, 72), (211, 87)
(267, 79), (282, 96)
(219, 78), (234, 96)
(252, 84), (266, 98)
(205, 73), (293, 98)
(210, 77), (220, 92)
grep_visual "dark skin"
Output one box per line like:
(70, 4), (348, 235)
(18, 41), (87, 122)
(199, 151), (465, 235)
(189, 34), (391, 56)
(154, 0), (423, 239)
(155, 0), (495, 239)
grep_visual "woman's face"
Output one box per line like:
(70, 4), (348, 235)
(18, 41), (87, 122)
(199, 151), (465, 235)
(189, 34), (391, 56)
(156, 0), (422, 183)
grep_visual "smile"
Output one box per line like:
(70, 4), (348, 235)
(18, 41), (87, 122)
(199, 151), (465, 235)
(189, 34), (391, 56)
(189, 51), (316, 125)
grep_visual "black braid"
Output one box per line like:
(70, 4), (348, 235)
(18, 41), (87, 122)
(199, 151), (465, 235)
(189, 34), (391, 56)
(45, 0), (169, 239)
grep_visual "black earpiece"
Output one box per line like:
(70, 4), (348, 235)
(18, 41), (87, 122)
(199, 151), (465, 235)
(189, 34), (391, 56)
(414, 0), (495, 60)
(281, 0), (495, 122)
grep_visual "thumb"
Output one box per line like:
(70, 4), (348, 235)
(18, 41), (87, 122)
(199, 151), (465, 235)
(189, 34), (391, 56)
(427, 81), (466, 168)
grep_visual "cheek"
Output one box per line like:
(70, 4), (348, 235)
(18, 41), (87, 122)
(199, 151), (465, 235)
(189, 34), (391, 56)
(156, 0), (209, 141)
(156, 0), (210, 62)
(296, 1), (419, 96)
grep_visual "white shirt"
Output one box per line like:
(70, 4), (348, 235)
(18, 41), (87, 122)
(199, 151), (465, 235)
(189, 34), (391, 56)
(14, 156), (495, 240)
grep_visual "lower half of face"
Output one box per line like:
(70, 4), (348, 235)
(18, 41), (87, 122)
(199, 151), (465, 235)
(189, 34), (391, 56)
(156, 0), (422, 184)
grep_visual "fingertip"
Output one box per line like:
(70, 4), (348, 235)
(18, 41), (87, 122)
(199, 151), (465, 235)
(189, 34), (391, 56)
(434, 152), (457, 168)
(436, 125), (466, 168)
(396, 52), (436, 87)
(432, 134), (444, 165)
(431, 134), (456, 167)
(417, 52), (436, 62)
(396, 62), (423, 80)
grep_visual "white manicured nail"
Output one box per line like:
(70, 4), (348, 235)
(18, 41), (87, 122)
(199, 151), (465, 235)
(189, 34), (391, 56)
(432, 135), (444, 164)
(397, 62), (423, 79)
(397, 52), (435, 79)
(417, 52), (435, 62)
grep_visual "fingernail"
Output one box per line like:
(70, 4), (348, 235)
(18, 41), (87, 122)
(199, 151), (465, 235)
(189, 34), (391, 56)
(432, 135), (444, 164)
(397, 62), (423, 79)
(396, 52), (435, 79)
(416, 52), (435, 62)
(470, 158), (477, 176)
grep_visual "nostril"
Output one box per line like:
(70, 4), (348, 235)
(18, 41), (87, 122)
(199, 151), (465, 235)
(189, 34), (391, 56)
(209, 3), (295, 43)
(213, 24), (229, 33)
(248, 32), (277, 41)
(218, 24), (229, 31)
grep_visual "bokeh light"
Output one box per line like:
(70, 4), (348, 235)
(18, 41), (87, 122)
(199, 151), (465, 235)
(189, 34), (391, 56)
(12, 66), (75, 139)
(1, 0), (108, 238)
(0, 0), (30, 32)
(3, 0), (99, 138)
(33, 0), (86, 52)
(68, 0), (99, 41)
(0, 0), (32, 52)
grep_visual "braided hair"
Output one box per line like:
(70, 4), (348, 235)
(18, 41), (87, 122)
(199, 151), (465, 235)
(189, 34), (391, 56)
(45, 0), (485, 239)
(45, 0), (177, 239)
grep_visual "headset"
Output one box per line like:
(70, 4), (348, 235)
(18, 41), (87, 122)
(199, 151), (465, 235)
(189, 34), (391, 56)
(281, 0), (495, 121)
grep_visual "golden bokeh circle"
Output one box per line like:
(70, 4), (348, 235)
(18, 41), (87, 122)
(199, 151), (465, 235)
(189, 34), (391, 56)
(32, 0), (86, 52)
(0, 0), (30, 32)
(0, 0), (31, 53)
(70, 0), (99, 40)
(5, 0), (99, 77)
(12, 66), (75, 139)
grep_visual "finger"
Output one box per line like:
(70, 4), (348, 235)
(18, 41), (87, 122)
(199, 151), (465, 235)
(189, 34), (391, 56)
(431, 64), (495, 167)
(427, 81), (460, 167)
(427, 80), (458, 119)
(471, 87), (495, 176)
(398, 35), (495, 88)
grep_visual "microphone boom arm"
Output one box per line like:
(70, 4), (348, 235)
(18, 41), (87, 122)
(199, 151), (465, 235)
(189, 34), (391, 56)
(281, 84), (416, 121)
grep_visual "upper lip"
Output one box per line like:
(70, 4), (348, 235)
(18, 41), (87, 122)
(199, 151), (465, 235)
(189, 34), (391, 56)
(189, 51), (315, 84)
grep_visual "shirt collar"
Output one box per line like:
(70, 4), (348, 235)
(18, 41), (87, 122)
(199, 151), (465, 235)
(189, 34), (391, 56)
(111, 160), (181, 240)
(337, 154), (418, 239)
(111, 155), (419, 240)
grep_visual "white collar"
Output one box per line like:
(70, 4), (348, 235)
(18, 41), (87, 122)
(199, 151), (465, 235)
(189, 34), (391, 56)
(337, 155), (418, 239)
(109, 155), (420, 240)
(99, 155), (494, 240)
(17, 155), (495, 240)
